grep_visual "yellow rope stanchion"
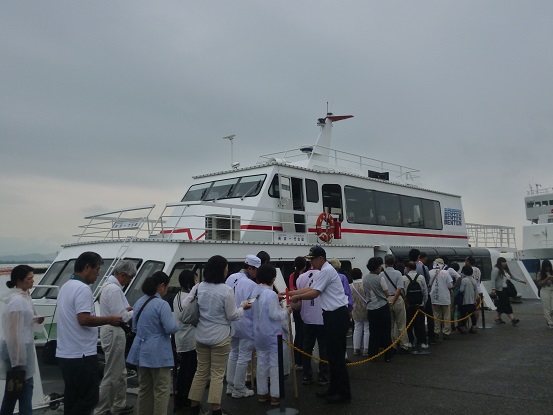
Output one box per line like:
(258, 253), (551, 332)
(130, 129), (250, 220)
(282, 298), (483, 366)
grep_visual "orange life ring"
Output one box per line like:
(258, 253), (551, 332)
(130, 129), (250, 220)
(316, 212), (335, 243)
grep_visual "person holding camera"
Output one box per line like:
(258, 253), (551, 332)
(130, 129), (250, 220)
(0, 265), (44, 415)
(95, 260), (137, 415)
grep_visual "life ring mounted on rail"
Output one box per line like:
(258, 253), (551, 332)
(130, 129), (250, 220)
(315, 212), (335, 243)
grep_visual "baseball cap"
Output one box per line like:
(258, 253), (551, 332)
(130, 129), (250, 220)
(305, 246), (326, 259)
(245, 254), (261, 268)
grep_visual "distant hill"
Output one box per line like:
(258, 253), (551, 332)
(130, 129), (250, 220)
(0, 253), (57, 263)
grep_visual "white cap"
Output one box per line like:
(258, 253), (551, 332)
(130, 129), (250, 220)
(245, 254), (261, 268)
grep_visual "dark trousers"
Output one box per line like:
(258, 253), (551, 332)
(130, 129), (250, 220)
(302, 323), (328, 381)
(0, 376), (33, 415)
(367, 303), (393, 360)
(459, 304), (478, 328)
(424, 296), (435, 342)
(176, 350), (197, 407)
(58, 355), (99, 415)
(406, 305), (425, 346)
(322, 306), (351, 399)
(292, 311), (304, 365)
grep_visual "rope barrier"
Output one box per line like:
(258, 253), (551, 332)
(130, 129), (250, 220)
(283, 298), (482, 366)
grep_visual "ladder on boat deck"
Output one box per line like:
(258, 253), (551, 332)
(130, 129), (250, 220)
(92, 236), (136, 300)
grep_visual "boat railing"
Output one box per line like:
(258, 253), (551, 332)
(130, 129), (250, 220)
(527, 185), (553, 195)
(257, 145), (420, 182)
(73, 204), (157, 242)
(150, 201), (323, 243)
(466, 223), (517, 252)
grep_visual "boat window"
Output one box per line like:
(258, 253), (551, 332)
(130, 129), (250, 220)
(543, 200), (549, 206)
(269, 174), (280, 198)
(376, 192), (401, 227)
(400, 195), (423, 228)
(31, 261), (68, 299)
(43, 258), (114, 300)
(344, 186), (376, 224)
(231, 175), (265, 198)
(125, 260), (165, 306)
(305, 179), (319, 203)
(322, 184), (343, 222)
(535, 201), (542, 207)
(550, 200), (553, 205)
(183, 182), (212, 202)
(422, 199), (442, 229)
(344, 185), (443, 230)
(183, 174), (266, 202)
(204, 178), (239, 201)
(527, 202), (534, 208)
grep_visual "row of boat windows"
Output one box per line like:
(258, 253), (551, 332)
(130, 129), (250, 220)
(182, 173), (443, 230)
(32, 258), (351, 308)
(526, 200), (553, 208)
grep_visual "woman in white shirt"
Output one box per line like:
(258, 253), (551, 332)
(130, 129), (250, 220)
(187, 256), (252, 415)
(0, 265), (44, 415)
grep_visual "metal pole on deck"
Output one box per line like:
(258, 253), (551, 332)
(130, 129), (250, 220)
(266, 334), (299, 415)
(479, 293), (492, 329)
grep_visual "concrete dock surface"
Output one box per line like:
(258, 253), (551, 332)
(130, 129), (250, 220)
(38, 299), (553, 415)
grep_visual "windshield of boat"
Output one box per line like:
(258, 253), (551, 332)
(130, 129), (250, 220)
(182, 174), (266, 202)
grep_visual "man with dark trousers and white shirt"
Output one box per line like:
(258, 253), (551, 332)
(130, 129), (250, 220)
(56, 252), (122, 415)
(287, 246), (351, 404)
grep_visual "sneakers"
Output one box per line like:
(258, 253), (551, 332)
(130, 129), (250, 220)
(113, 405), (134, 415)
(495, 318), (506, 324)
(270, 397), (280, 406)
(317, 377), (329, 386)
(353, 349), (361, 356)
(421, 343), (429, 349)
(225, 384), (235, 396)
(295, 364), (303, 370)
(231, 387), (254, 398)
(258, 394), (269, 403)
(511, 319), (520, 326)
(362, 350), (369, 356)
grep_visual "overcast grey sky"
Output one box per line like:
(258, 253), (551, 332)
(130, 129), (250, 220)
(1, 1), (552, 255)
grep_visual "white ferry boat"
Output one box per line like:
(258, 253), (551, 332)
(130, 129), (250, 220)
(518, 185), (553, 274)
(32, 113), (499, 338)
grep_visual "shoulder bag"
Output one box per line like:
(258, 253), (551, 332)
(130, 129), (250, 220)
(180, 284), (200, 326)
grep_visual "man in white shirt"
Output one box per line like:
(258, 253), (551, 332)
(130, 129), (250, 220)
(428, 258), (453, 340)
(466, 256), (483, 324)
(381, 254), (408, 353)
(56, 252), (122, 415)
(288, 246), (351, 404)
(95, 260), (137, 415)
(295, 269), (329, 386)
(225, 254), (260, 398)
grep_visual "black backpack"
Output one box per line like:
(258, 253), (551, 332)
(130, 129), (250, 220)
(405, 274), (423, 306)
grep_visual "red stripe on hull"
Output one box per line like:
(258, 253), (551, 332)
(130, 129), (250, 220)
(306, 227), (468, 240)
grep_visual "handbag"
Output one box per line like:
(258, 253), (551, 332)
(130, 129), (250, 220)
(180, 285), (200, 326)
(505, 279), (518, 298)
(125, 295), (157, 352)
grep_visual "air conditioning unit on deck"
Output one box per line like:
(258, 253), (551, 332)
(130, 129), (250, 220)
(205, 214), (241, 241)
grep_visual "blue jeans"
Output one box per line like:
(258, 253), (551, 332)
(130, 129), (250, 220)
(0, 376), (34, 415)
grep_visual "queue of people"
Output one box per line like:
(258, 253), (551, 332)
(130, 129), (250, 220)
(0, 247), (535, 415)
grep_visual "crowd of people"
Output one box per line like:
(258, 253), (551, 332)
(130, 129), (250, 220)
(0, 247), (539, 415)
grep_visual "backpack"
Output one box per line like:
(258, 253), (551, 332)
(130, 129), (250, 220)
(405, 274), (423, 306)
